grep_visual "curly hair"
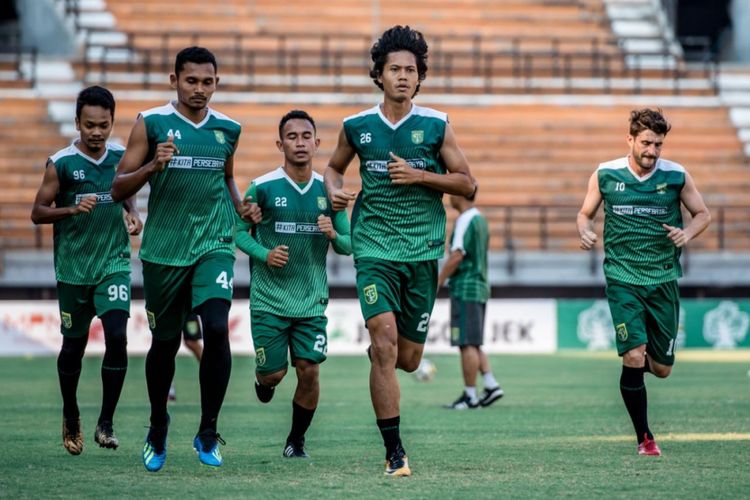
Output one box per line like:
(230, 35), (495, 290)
(369, 25), (429, 96)
(629, 108), (671, 137)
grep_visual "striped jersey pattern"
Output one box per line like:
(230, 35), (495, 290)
(237, 168), (348, 317)
(50, 142), (130, 284)
(598, 157), (685, 285)
(139, 102), (241, 266)
(343, 104), (448, 262)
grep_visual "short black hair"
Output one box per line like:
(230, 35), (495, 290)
(174, 46), (217, 76)
(629, 108), (671, 137)
(369, 25), (429, 96)
(76, 85), (115, 120)
(278, 109), (316, 139)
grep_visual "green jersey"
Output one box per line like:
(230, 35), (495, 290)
(139, 102), (241, 266)
(235, 167), (352, 317)
(343, 104), (448, 262)
(598, 157), (685, 285)
(448, 207), (490, 302)
(50, 142), (130, 285)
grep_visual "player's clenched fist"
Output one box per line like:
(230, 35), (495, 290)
(579, 229), (597, 250)
(73, 195), (97, 215)
(152, 134), (179, 172)
(317, 214), (335, 240)
(239, 195), (262, 224)
(329, 188), (356, 211)
(266, 245), (289, 268)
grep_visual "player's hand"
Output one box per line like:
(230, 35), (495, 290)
(152, 134), (179, 172)
(239, 195), (262, 224)
(266, 245), (289, 268)
(387, 152), (424, 185)
(663, 223), (689, 247)
(125, 211), (143, 235)
(579, 229), (597, 250)
(329, 188), (356, 211)
(73, 195), (97, 215)
(317, 214), (336, 240)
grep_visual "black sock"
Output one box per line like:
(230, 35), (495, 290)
(99, 310), (129, 424)
(145, 334), (181, 428)
(58, 336), (88, 420)
(196, 299), (232, 432)
(377, 416), (402, 456)
(287, 401), (316, 445)
(620, 365), (652, 443)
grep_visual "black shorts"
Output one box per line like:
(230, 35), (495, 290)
(450, 298), (486, 347)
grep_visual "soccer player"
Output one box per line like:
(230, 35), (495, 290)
(577, 108), (710, 456)
(437, 195), (503, 410)
(235, 110), (351, 458)
(31, 85), (142, 455)
(111, 46), (258, 471)
(324, 26), (476, 476)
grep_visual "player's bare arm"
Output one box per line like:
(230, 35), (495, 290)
(662, 171), (711, 248)
(111, 118), (179, 202)
(324, 127), (358, 210)
(437, 249), (464, 288)
(391, 123), (474, 197)
(577, 171), (602, 250)
(223, 148), (260, 224)
(31, 160), (97, 224)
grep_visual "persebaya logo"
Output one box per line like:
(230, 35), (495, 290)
(61, 311), (72, 329)
(256, 347), (266, 366)
(363, 284), (378, 305)
(147, 310), (156, 330)
(703, 301), (750, 348)
(616, 323), (628, 342)
(411, 130), (424, 144)
(576, 300), (614, 350)
(317, 196), (327, 210)
(214, 130), (226, 144)
(656, 182), (668, 195)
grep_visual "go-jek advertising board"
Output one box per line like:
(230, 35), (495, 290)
(0, 299), (557, 356)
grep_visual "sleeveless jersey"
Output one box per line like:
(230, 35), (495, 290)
(245, 168), (341, 317)
(139, 102), (241, 266)
(343, 104), (447, 262)
(449, 208), (490, 303)
(50, 142), (130, 285)
(598, 157), (685, 285)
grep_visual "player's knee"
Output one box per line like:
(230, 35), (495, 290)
(196, 299), (230, 336)
(370, 342), (397, 367)
(622, 346), (647, 368)
(651, 364), (672, 378)
(396, 350), (421, 373)
(295, 361), (319, 385)
(101, 310), (128, 350)
(258, 369), (287, 387)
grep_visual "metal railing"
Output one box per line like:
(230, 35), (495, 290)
(78, 30), (717, 95)
(0, 29), (38, 87)
(4, 203), (749, 270)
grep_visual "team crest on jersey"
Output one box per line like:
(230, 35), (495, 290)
(616, 323), (628, 342)
(411, 130), (424, 144)
(214, 130), (226, 144)
(256, 347), (266, 366)
(147, 310), (156, 330)
(61, 311), (72, 329)
(656, 182), (668, 194)
(317, 197), (327, 210)
(363, 284), (378, 305)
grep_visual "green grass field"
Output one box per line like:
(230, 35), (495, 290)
(1, 353), (748, 499)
